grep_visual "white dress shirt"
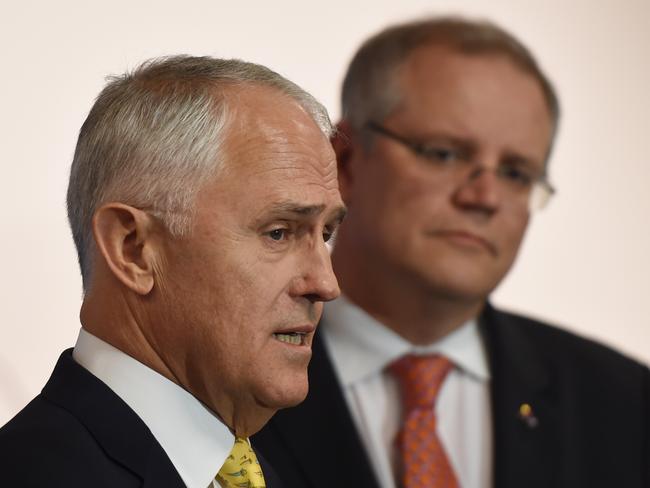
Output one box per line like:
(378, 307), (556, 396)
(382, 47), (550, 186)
(73, 328), (234, 488)
(321, 296), (493, 488)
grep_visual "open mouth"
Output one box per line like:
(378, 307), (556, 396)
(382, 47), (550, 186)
(273, 332), (307, 346)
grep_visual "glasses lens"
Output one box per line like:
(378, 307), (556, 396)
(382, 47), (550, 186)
(528, 182), (554, 212)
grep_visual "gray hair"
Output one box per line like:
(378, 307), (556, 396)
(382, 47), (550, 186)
(342, 16), (560, 137)
(67, 55), (333, 291)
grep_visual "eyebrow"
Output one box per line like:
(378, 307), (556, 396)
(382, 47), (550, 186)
(331, 206), (348, 224)
(421, 132), (545, 170)
(502, 151), (544, 171)
(267, 202), (347, 223)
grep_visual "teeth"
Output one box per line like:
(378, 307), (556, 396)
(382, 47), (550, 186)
(274, 333), (304, 345)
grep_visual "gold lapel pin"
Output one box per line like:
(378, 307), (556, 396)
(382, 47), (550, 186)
(518, 403), (539, 428)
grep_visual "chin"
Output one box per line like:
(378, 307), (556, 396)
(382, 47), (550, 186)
(418, 264), (502, 297)
(256, 376), (309, 410)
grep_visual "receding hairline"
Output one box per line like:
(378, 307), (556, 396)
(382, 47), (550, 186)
(207, 82), (336, 181)
(215, 81), (329, 132)
(341, 16), (560, 132)
(397, 43), (556, 118)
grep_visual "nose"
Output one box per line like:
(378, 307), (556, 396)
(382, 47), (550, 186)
(292, 239), (341, 303)
(452, 166), (502, 214)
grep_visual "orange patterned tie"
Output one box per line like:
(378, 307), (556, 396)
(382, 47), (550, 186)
(390, 355), (459, 488)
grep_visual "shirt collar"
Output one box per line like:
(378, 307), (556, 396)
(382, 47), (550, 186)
(73, 328), (233, 488)
(321, 295), (490, 386)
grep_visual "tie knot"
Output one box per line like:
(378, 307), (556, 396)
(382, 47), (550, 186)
(216, 437), (266, 488)
(389, 354), (453, 412)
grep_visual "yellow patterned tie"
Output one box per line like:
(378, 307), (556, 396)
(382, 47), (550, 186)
(215, 437), (266, 488)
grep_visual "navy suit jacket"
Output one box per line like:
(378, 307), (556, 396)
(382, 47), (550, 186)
(0, 350), (284, 488)
(253, 304), (650, 488)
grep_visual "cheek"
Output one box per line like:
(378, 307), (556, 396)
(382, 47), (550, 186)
(381, 175), (449, 234)
(159, 246), (251, 338)
(498, 210), (530, 259)
(361, 158), (435, 213)
(218, 256), (295, 341)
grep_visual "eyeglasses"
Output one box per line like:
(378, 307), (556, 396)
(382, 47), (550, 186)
(365, 121), (555, 211)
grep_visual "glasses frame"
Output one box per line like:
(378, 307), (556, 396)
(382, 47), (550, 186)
(365, 121), (556, 211)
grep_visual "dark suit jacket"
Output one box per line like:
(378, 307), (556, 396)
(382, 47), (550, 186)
(253, 304), (650, 488)
(0, 349), (284, 488)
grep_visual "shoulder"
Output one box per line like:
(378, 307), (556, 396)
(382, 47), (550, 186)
(0, 395), (140, 487)
(485, 305), (649, 392)
(488, 307), (645, 366)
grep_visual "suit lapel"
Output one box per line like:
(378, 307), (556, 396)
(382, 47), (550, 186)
(141, 448), (188, 488)
(258, 452), (286, 488)
(259, 331), (380, 488)
(481, 304), (560, 488)
(42, 350), (185, 487)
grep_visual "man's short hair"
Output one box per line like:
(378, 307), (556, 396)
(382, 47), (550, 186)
(341, 16), (560, 134)
(67, 55), (332, 291)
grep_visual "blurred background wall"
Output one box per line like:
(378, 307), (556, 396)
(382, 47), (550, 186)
(1, 0), (648, 424)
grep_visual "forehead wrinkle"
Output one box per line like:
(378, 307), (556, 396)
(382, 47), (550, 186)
(242, 164), (335, 186)
(240, 149), (339, 192)
(217, 90), (339, 201)
(226, 138), (335, 176)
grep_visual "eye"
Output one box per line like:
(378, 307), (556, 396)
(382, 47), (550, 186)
(417, 145), (462, 165)
(498, 164), (535, 187)
(266, 228), (288, 241)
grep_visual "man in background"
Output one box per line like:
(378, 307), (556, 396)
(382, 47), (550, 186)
(254, 17), (650, 488)
(0, 55), (346, 487)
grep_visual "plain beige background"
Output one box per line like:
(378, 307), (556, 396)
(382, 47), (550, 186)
(1, 0), (648, 425)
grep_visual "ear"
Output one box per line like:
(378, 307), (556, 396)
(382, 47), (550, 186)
(331, 120), (358, 205)
(92, 203), (160, 295)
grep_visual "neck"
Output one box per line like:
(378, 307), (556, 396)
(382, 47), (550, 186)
(80, 276), (273, 439)
(80, 286), (179, 384)
(332, 239), (485, 345)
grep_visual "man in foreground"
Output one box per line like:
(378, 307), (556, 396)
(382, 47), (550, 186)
(254, 17), (650, 488)
(0, 55), (346, 487)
